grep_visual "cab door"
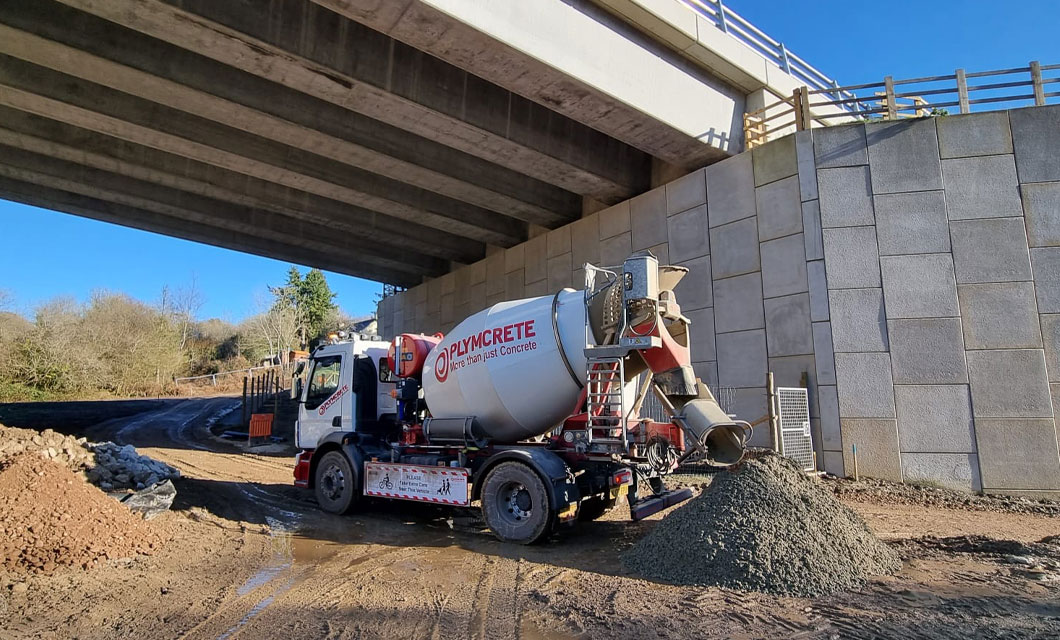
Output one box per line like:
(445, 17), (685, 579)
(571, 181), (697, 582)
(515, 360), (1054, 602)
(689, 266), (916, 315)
(296, 354), (348, 449)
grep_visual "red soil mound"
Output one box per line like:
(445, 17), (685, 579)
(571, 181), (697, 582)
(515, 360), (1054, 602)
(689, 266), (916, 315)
(0, 453), (167, 575)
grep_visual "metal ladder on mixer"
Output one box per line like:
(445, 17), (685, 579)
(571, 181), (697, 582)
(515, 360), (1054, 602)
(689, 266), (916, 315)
(585, 356), (628, 449)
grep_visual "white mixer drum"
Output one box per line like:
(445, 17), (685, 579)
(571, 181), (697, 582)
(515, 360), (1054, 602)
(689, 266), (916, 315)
(422, 289), (591, 443)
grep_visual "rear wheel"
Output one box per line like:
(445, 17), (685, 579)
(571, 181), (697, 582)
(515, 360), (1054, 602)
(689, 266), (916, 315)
(577, 495), (617, 521)
(314, 450), (358, 514)
(480, 462), (554, 544)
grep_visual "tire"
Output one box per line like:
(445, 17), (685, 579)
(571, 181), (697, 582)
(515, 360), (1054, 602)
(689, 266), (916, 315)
(314, 450), (359, 515)
(577, 496), (617, 522)
(480, 462), (554, 544)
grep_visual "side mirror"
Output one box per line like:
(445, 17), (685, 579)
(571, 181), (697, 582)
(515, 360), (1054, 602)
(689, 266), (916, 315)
(290, 377), (303, 401)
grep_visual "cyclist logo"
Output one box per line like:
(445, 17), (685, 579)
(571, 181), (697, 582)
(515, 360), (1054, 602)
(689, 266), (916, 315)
(378, 473), (393, 490)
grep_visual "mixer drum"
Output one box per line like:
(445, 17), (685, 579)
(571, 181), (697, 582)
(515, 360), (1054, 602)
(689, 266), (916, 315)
(421, 289), (591, 443)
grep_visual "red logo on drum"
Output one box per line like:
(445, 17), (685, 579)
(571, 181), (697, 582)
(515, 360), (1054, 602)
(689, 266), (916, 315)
(434, 348), (449, 383)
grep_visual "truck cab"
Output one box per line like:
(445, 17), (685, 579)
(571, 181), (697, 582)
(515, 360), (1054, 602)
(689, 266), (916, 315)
(294, 334), (397, 451)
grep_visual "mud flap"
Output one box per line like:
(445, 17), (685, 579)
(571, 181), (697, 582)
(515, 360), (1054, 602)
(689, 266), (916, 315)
(629, 488), (693, 521)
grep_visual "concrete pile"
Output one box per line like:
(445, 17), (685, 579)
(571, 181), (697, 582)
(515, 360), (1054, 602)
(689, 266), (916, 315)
(85, 442), (180, 491)
(0, 453), (166, 575)
(624, 453), (901, 596)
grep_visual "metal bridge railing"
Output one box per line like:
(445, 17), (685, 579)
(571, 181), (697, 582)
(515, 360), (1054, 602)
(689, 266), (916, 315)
(744, 61), (1060, 148)
(681, 0), (857, 107)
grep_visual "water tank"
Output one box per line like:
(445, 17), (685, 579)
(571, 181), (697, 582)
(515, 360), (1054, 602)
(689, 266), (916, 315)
(421, 289), (590, 443)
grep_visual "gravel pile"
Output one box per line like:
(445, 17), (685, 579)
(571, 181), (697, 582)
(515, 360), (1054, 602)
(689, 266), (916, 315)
(0, 453), (166, 575)
(0, 423), (180, 491)
(624, 453), (901, 596)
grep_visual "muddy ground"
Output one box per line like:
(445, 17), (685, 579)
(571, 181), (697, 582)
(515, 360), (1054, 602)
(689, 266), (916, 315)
(0, 397), (1058, 639)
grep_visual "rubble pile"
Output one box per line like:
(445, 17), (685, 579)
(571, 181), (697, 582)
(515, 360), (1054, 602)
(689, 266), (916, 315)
(85, 442), (180, 491)
(0, 453), (166, 575)
(0, 423), (180, 491)
(0, 425), (93, 471)
(625, 453), (901, 596)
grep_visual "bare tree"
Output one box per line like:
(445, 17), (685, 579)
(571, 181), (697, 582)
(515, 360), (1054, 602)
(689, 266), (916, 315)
(0, 289), (11, 311)
(171, 275), (205, 352)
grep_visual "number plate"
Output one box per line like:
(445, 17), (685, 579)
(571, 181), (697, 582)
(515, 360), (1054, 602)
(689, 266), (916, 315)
(363, 462), (470, 506)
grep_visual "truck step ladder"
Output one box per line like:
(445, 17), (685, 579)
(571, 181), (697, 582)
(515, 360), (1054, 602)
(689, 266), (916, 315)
(585, 355), (628, 448)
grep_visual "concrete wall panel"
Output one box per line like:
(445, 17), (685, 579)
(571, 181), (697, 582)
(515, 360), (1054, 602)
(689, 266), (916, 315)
(802, 200), (824, 260)
(866, 119), (942, 194)
(598, 200), (631, 239)
(763, 293), (814, 357)
(673, 254), (713, 311)
(873, 191), (950, 256)
(966, 349), (1053, 418)
(807, 260), (829, 321)
(706, 152), (755, 227)
(901, 453), (981, 491)
(665, 168), (705, 215)
(761, 233), (808, 299)
(880, 253), (959, 319)
(1010, 104), (1060, 183)
(822, 226), (881, 289)
(813, 124), (867, 169)
(895, 384), (975, 453)
(1041, 314), (1060, 383)
(835, 352), (896, 418)
(1031, 248), (1060, 313)
(950, 217), (1032, 284)
(937, 111), (1013, 159)
(958, 282), (1042, 350)
(1021, 182), (1060, 248)
(712, 272), (763, 333)
(752, 133), (797, 187)
(795, 130), (819, 202)
(818, 166), (874, 227)
(841, 418), (902, 481)
(755, 175), (802, 241)
(666, 204), (710, 263)
(943, 155), (1022, 220)
(887, 318), (969, 384)
(812, 321), (836, 385)
(716, 329), (768, 388)
(829, 288), (888, 353)
(975, 418), (1060, 491)
(709, 216), (760, 279)
(630, 187), (667, 250)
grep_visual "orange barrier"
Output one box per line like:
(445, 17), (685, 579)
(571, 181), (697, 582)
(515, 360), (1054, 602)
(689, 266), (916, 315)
(249, 413), (274, 438)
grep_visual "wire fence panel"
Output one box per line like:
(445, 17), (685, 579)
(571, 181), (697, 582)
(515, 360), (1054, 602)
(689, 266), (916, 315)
(776, 387), (814, 472)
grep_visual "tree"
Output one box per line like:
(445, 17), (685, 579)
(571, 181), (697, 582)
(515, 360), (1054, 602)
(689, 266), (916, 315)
(269, 267), (336, 348)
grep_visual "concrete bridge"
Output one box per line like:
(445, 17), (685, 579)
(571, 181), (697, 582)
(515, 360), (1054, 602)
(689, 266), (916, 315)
(0, 0), (830, 286)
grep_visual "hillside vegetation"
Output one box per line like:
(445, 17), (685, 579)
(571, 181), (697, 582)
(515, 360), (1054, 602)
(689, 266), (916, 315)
(0, 267), (361, 401)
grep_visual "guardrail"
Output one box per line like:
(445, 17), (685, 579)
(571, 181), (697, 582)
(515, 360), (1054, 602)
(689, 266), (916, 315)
(681, 0), (856, 106)
(173, 364), (280, 386)
(744, 61), (1060, 148)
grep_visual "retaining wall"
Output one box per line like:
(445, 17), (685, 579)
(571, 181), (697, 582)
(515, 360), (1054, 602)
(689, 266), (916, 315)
(378, 105), (1060, 496)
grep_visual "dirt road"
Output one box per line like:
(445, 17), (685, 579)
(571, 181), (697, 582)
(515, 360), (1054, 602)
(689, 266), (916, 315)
(2, 398), (1059, 639)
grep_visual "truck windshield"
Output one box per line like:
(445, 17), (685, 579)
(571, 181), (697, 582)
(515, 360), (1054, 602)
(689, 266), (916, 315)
(305, 355), (342, 410)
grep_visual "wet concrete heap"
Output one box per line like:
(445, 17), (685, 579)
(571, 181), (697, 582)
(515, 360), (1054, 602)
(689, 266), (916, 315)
(625, 454), (901, 596)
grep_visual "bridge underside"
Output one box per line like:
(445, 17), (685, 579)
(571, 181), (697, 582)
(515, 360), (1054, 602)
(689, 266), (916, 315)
(0, 0), (729, 286)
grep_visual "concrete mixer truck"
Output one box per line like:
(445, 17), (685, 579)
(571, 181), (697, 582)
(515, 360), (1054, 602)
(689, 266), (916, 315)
(292, 252), (751, 543)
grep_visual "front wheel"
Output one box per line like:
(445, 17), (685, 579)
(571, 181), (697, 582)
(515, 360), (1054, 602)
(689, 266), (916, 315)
(480, 462), (554, 544)
(314, 450), (359, 514)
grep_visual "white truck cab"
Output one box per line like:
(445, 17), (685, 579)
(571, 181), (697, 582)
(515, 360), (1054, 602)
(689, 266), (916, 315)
(294, 335), (397, 450)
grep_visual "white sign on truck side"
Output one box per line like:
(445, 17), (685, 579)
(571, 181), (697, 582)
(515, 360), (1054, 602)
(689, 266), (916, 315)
(363, 462), (470, 506)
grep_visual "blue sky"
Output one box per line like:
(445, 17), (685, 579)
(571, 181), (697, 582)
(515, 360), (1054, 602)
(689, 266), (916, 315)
(1, 0), (1057, 321)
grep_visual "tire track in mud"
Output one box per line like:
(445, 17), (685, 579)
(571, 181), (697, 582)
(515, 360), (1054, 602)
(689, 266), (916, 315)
(482, 557), (521, 640)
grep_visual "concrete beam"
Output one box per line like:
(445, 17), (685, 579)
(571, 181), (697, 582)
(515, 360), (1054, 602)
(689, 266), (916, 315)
(0, 108), (484, 264)
(0, 146), (446, 280)
(315, 0), (742, 162)
(0, 56), (527, 246)
(0, 179), (422, 286)
(54, 0), (649, 202)
(0, 12), (581, 227)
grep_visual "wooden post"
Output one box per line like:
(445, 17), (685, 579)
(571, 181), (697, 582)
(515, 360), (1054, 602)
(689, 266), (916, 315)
(796, 86), (812, 131)
(241, 376), (248, 427)
(273, 373), (279, 420)
(1031, 61), (1045, 106)
(956, 68), (969, 114)
(852, 444), (860, 481)
(792, 87), (805, 132)
(767, 372), (781, 454)
(884, 76), (897, 120)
